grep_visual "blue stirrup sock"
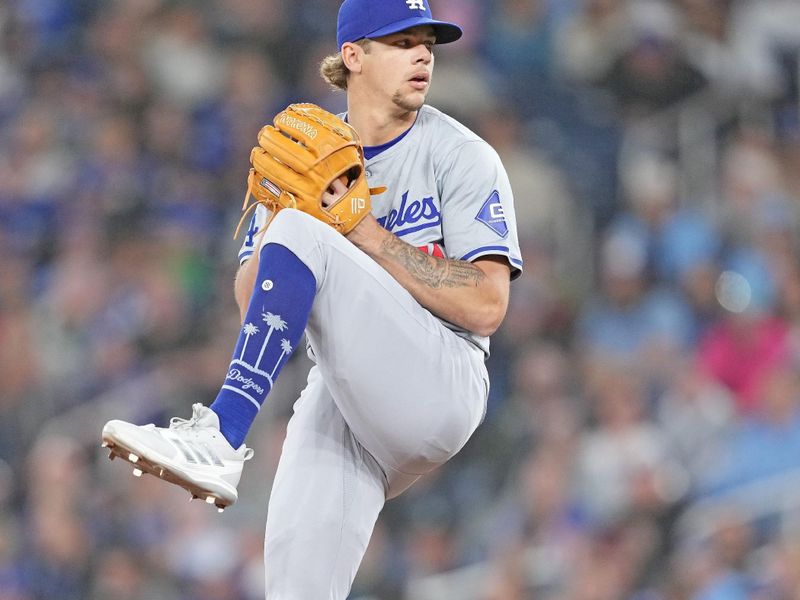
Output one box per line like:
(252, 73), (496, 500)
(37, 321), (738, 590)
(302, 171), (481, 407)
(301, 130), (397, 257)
(210, 243), (315, 448)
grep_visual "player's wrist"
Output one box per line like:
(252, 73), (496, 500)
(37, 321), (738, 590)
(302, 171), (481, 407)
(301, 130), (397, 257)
(345, 213), (388, 254)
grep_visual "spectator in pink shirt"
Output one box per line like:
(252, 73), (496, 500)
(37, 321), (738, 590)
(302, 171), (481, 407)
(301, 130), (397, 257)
(697, 249), (791, 414)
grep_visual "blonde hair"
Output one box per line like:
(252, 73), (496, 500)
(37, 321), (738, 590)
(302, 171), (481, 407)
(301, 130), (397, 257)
(319, 39), (371, 91)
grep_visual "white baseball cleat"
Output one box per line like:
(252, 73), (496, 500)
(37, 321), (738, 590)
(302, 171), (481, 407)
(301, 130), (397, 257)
(101, 403), (254, 512)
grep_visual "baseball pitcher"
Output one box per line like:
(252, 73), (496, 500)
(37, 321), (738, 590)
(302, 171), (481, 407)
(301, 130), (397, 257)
(102, 0), (522, 597)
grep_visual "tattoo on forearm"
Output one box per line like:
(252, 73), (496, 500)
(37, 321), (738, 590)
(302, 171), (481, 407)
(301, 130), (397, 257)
(379, 235), (485, 289)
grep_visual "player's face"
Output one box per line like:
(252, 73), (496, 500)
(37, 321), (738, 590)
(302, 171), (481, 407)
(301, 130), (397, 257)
(364, 26), (436, 112)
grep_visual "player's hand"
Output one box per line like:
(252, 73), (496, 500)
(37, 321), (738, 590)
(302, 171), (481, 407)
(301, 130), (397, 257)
(326, 174), (387, 249)
(322, 175), (349, 207)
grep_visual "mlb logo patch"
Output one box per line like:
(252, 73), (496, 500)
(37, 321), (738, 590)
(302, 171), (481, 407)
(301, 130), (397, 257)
(475, 190), (508, 237)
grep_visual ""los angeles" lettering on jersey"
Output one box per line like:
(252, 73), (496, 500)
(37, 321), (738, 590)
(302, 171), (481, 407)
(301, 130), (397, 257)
(377, 191), (440, 236)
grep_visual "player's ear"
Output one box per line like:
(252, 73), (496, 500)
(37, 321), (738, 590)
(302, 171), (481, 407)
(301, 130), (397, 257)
(341, 42), (365, 74)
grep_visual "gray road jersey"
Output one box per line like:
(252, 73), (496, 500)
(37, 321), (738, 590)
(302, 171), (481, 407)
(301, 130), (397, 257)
(239, 105), (523, 355)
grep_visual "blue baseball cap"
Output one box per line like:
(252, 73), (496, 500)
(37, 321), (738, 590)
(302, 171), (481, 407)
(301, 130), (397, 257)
(337, 0), (462, 49)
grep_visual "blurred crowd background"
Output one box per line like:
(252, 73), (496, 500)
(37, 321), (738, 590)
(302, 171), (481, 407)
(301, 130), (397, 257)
(2, 0), (800, 598)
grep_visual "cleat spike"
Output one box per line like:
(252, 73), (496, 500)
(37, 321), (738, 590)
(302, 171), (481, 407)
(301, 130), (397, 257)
(205, 496), (215, 504)
(132, 468), (143, 477)
(108, 451), (115, 461)
(158, 468), (165, 477)
(101, 441), (109, 448)
(217, 507), (225, 513)
(191, 494), (200, 501)
(128, 453), (139, 463)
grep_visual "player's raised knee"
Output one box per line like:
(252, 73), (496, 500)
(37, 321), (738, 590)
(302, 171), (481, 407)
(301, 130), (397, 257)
(270, 207), (338, 243)
(269, 207), (320, 233)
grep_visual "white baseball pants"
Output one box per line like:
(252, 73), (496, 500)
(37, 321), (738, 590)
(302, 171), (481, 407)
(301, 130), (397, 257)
(255, 209), (488, 599)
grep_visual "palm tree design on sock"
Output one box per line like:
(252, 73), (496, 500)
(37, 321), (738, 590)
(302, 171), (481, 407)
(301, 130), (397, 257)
(239, 323), (260, 359)
(270, 339), (293, 379)
(254, 312), (288, 369)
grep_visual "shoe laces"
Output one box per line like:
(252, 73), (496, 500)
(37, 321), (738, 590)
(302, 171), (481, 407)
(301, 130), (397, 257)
(169, 403), (208, 431)
(168, 404), (255, 460)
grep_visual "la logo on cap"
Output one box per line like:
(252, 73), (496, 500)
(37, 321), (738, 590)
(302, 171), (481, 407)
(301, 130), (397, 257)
(406, 0), (425, 9)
